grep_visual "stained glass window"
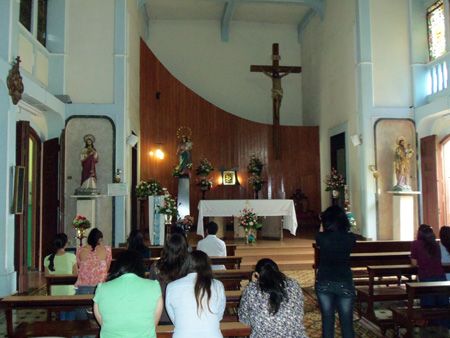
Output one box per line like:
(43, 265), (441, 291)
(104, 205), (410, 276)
(428, 0), (446, 61)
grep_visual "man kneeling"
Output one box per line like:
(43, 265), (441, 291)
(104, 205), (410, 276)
(197, 222), (227, 270)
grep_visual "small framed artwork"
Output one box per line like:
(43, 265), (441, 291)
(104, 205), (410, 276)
(12, 166), (26, 214)
(223, 171), (236, 185)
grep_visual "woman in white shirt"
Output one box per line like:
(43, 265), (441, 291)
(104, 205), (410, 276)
(165, 250), (226, 338)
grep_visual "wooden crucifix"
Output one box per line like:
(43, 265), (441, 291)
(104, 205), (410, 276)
(250, 43), (301, 159)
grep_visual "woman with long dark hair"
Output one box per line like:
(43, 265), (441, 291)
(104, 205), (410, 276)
(127, 230), (151, 258)
(411, 224), (447, 306)
(238, 258), (308, 338)
(74, 228), (112, 320)
(165, 250), (225, 338)
(93, 250), (163, 338)
(44, 233), (77, 320)
(440, 225), (450, 281)
(315, 205), (356, 338)
(148, 233), (188, 325)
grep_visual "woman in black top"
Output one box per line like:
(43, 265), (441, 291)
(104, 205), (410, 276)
(315, 205), (356, 338)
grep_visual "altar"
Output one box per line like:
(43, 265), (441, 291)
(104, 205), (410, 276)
(197, 200), (298, 237)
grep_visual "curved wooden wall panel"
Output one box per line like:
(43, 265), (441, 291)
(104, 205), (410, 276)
(140, 39), (320, 230)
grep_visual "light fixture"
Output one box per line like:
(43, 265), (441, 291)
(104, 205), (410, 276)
(368, 165), (380, 179)
(149, 143), (164, 159)
(350, 134), (362, 147)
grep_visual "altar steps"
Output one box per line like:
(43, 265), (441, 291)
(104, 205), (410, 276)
(235, 243), (314, 271)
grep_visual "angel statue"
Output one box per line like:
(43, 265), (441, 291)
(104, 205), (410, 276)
(393, 136), (414, 191)
(75, 134), (100, 195)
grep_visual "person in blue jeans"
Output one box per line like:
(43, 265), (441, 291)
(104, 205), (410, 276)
(315, 205), (356, 338)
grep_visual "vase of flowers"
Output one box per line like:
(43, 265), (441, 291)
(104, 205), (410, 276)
(238, 208), (262, 244)
(324, 168), (345, 205)
(73, 215), (91, 247)
(196, 158), (214, 176)
(176, 215), (195, 231)
(157, 192), (179, 223)
(248, 173), (266, 198)
(324, 168), (345, 191)
(248, 155), (263, 175)
(136, 179), (163, 199)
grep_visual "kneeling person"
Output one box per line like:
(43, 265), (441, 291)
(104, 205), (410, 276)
(197, 222), (227, 270)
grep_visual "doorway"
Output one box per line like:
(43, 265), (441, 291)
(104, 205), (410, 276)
(330, 132), (346, 207)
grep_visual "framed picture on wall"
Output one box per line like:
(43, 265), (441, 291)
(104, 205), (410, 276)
(12, 166), (25, 214)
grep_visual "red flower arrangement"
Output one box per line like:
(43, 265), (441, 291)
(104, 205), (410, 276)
(73, 215), (91, 230)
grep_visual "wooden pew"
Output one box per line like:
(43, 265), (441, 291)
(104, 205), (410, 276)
(313, 241), (412, 283)
(2, 295), (99, 337)
(356, 263), (450, 334)
(391, 281), (450, 338)
(112, 243), (237, 259)
(156, 322), (251, 337)
(46, 270), (252, 293)
(2, 292), (245, 338)
(109, 256), (242, 272)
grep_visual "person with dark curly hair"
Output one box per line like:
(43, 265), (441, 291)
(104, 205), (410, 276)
(238, 258), (308, 338)
(440, 225), (450, 281)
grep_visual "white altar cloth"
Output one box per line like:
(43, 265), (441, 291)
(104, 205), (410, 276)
(197, 200), (298, 237)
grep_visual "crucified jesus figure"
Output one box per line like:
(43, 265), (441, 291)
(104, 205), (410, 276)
(260, 68), (294, 118)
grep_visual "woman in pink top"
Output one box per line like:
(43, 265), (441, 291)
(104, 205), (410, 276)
(75, 228), (112, 321)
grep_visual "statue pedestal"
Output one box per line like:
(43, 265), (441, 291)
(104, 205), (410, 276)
(387, 191), (421, 240)
(177, 178), (190, 219)
(70, 195), (106, 245)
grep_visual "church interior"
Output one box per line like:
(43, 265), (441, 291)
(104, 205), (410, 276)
(2, 0), (450, 337)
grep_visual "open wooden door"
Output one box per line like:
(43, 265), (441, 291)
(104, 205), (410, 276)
(41, 138), (60, 259)
(421, 135), (443, 236)
(15, 121), (30, 293)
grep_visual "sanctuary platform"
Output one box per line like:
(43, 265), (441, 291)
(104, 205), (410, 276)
(188, 228), (316, 271)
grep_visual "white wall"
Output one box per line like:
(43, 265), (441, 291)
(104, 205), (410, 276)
(147, 20), (303, 126)
(371, 0), (411, 107)
(301, 0), (360, 225)
(66, 0), (115, 104)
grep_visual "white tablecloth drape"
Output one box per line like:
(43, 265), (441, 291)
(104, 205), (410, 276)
(148, 196), (165, 245)
(197, 199), (298, 237)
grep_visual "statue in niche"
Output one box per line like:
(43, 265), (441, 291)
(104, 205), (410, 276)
(393, 136), (414, 191)
(75, 134), (100, 195)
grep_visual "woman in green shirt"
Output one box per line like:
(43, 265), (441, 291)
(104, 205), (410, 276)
(94, 250), (163, 338)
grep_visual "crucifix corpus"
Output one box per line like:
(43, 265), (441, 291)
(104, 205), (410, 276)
(250, 43), (301, 159)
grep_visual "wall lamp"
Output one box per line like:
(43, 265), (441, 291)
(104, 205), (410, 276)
(149, 143), (164, 159)
(368, 165), (380, 179)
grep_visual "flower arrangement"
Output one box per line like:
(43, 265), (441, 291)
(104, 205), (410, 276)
(177, 215), (195, 230)
(248, 155), (263, 175)
(196, 158), (214, 176)
(248, 173), (266, 191)
(172, 167), (180, 178)
(197, 177), (213, 189)
(324, 168), (345, 191)
(136, 179), (163, 198)
(238, 208), (262, 243)
(157, 192), (179, 219)
(73, 215), (91, 230)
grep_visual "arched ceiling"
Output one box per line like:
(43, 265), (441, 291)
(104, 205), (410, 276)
(138, 0), (325, 43)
